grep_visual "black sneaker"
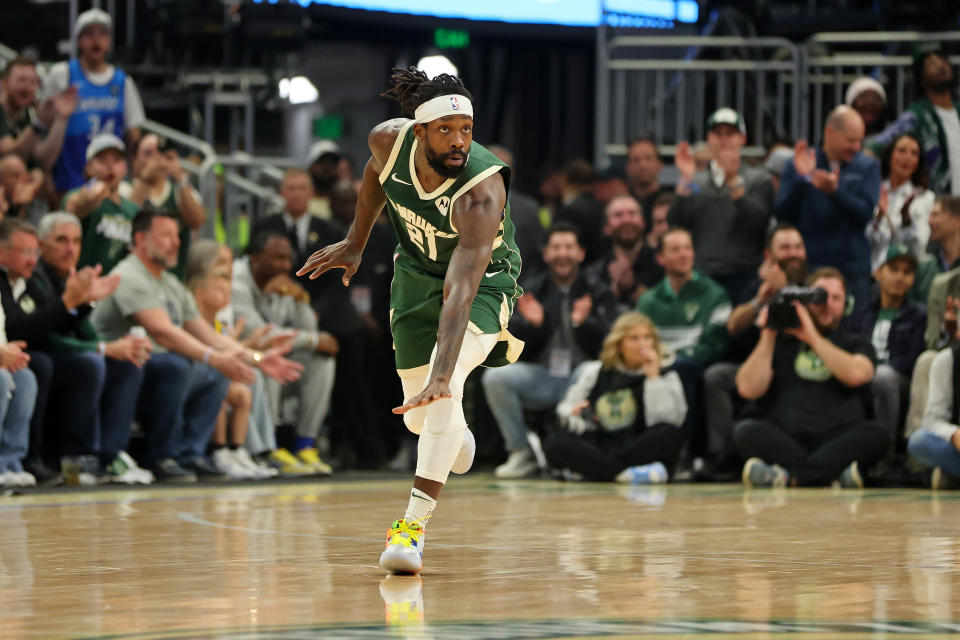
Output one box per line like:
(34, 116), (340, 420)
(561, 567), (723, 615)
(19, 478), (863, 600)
(153, 458), (198, 483)
(24, 458), (63, 486)
(181, 456), (229, 481)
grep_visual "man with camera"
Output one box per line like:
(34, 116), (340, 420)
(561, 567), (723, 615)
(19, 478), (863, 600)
(702, 223), (808, 474)
(734, 267), (891, 488)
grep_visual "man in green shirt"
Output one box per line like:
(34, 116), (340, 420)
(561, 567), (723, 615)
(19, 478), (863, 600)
(63, 133), (139, 274)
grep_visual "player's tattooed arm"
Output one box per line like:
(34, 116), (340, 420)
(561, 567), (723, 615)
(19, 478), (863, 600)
(394, 172), (507, 414)
(297, 119), (403, 283)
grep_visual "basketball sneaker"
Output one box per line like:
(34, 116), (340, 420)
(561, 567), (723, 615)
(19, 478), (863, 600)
(296, 447), (333, 476)
(266, 448), (315, 477)
(742, 457), (789, 488)
(494, 448), (539, 479)
(379, 518), (426, 574)
(616, 461), (668, 485)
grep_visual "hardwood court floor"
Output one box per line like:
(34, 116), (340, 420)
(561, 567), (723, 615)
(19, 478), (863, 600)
(1, 475), (958, 639)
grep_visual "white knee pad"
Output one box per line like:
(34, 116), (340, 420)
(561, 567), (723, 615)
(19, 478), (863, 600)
(400, 372), (429, 435)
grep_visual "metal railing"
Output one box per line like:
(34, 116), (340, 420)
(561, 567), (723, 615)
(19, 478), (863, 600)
(802, 31), (960, 143)
(594, 32), (802, 168)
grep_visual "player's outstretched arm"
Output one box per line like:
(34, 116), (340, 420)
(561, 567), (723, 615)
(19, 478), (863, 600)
(394, 172), (506, 414)
(297, 120), (402, 283)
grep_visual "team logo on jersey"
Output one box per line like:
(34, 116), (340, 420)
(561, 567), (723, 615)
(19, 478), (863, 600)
(110, 84), (120, 96)
(435, 196), (451, 217)
(450, 96), (461, 111)
(684, 303), (699, 322)
(795, 347), (831, 382)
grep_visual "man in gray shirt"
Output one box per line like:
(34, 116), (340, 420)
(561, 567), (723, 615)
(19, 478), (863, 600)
(92, 209), (302, 482)
(231, 231), (339, 472)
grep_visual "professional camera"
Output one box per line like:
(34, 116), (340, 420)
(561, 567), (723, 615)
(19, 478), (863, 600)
(767, 286), (828, 330)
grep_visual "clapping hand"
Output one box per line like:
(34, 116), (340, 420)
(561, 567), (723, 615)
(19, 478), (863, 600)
(793, 140), (817, 177)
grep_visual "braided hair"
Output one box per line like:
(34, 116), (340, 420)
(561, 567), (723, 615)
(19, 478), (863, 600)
(380, 66), (473, 118)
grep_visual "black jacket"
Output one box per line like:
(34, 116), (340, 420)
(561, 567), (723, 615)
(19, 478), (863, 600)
(0, 264), (91, 350)
(509, 269), (616, 364)
(855, 293), (927, 377)
(251, 213), (361, 337)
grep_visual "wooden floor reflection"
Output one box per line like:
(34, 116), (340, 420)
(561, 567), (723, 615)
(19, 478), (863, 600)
(0, 476), (958, 639)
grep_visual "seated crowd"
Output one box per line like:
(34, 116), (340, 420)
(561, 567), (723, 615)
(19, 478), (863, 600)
(1, 9), (960, 492)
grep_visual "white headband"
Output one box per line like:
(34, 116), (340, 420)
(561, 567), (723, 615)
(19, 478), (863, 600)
(414, 94), (473, 123)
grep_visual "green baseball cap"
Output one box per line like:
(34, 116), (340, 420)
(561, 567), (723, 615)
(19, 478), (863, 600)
(707, 108), (746, 135)
(882, 243), (918, 269)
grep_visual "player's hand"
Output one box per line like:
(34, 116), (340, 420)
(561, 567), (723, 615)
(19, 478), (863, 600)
(393, 379), (451, 414)
(296, 239), (362, 285)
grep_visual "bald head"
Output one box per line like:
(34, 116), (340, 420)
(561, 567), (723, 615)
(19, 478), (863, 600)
(824, 105), (865, 164)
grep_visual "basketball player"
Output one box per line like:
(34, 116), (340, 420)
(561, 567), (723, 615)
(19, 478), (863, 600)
(297, 68), (523, 574)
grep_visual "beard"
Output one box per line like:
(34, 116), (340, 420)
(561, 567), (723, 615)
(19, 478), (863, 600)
(779, 257), (808, 285)
(426, 144), (468, 178)
(929, 78), (955, 94)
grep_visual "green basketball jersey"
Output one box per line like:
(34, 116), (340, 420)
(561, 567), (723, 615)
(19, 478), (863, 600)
(378, 120), (524, 370)
(377, 121), (522, 285)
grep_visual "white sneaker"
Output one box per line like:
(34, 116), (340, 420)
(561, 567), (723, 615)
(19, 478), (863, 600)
(379, 519), (425, 574)
(494, 448), (539, 479)
(231, 448), (274, 480)
(105, 451), (154, 485)
(212, 448), (255, 479)
(3, 470), (36, 487)
(450, 429), (476, 475)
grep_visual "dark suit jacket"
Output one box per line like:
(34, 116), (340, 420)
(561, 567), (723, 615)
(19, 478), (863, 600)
(0, 265), (91, 350)
(250, 213), (361, 337)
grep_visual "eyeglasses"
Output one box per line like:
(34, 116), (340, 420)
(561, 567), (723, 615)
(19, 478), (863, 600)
(5, 247), (40, 258)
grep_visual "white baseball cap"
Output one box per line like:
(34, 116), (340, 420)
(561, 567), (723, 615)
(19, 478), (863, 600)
(75, 8), (112, 39)
(86, 133), (125, 161)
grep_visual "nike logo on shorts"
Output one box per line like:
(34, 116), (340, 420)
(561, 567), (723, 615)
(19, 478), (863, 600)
(484, 270), (504, 278)
(391, 173), (412, 186)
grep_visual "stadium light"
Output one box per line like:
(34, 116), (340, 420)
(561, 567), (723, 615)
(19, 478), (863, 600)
(279, 76), (319, 105)
(416, 55), (458, 79)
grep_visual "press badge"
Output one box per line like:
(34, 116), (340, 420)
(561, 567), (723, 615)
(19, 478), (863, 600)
(548, 348), (572, 378)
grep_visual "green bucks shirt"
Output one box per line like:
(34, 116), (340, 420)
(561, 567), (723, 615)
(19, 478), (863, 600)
(63, 190), (139, 274)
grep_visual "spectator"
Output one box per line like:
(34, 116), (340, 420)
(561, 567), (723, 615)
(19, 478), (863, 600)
(90, 209), (302, 482)
(704, 223), (809, 470)
(635, 228), (731, 367)
(544, 312), (687, 484)
(231, 231), (338, 475)
(907, 341), (960, 490)
(645, 192), (673, 250)
(489, 145), (545, 280)
(585, 195), (662, 312)
(912, 195), (960, 304)
(63, 133), (138, 273)
(32, 212), (154, 483)
(774, 105), (880, 325)
(671, 109), (774, 302)
(0, 217), (122, 484)
(868, 133), (935, 272)
(593, 167), (631, 208)
(846, 77), (888, 137)
(854, 245), (926, 443)
(625, 136), (671, 230)
(0, 57), (77, 174)
(44, 8), (145, 193)
(554, 159), (604, 263)
(734, 267), (890, 487)
(636, 227), (731, 462)
(187, 265), (273, 480)
(120, 133), (206, 280)
(0, 154), (47, 225)
(868, 44), (960, 195)
(0, 302), (36, 487)
(764, 146), (794, 197)
(481, 223), (616, 479)
(251, 168), (378, 469)
(185, 240), (312, 478)
(306, 140), (340, 219)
